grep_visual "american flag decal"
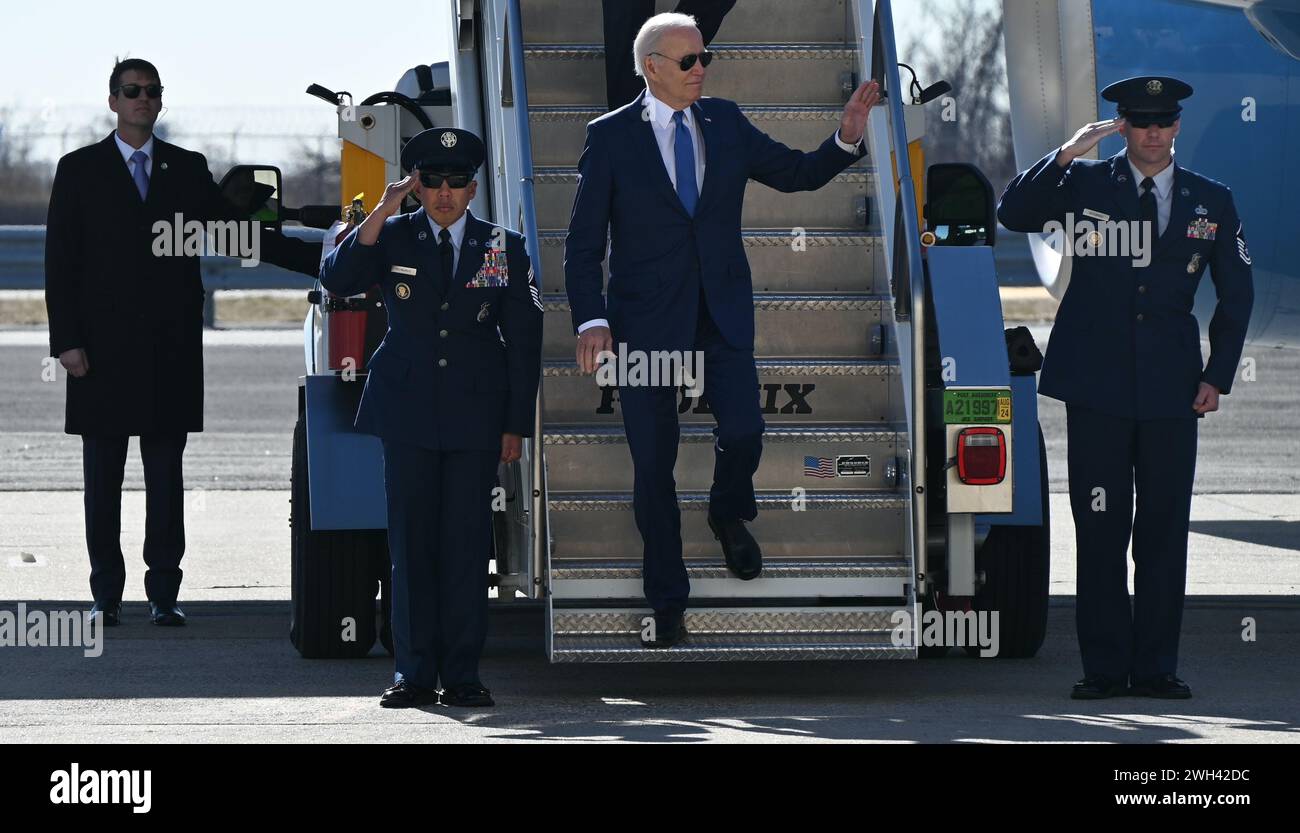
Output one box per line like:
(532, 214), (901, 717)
(527, 265), (543, 310)
(803, 456), (835, 478)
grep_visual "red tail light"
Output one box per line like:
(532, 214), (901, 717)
(956, 427), (1006, 485)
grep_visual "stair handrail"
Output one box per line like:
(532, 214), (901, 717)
(852, 0), (929, 598)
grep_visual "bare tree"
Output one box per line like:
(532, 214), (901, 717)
(901, 0), (1015, 191)
(0, 110), (54, 223)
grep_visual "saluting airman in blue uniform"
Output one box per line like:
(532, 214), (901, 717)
(998, 76), (1253, 700)
(321, 128), (543, 708)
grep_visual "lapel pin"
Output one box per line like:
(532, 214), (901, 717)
(1180, 187), (1190, 197)
(1117, 174), (1128, 182)
(477, 301), (491, 322)
(418, 230), (427, 241)
(1195, 204), (1208, 216)
(396, 282), (411, 300)
(160, 162), (167, 171)
(1187, 253), (1202, 273)
(468, 238), (478, 247)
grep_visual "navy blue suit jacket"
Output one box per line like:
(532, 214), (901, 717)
(320, 208), (543, 450)
(998, 150), (1254, 420)
(564, 90), (866, 352)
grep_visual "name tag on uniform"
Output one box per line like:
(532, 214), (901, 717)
(1082, 208), (1110, 221)
(1186, 219), (1217, 240)
(391, 265), (418, 276)
(466, 247), (509, 288)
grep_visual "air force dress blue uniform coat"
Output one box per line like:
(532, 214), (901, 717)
(321, 207), (542, 689)
(997, 149), (1254, 683)
(564, 90), (866, 615)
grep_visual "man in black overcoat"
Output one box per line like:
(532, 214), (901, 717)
(44, 58), (321, 626)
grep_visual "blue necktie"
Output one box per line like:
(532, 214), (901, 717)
(130, 150), (150, 200)
(672, 110), (698, 216)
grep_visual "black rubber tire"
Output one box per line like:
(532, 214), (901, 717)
(289, 408), (386, 658)
(966, 425), (1050, 658)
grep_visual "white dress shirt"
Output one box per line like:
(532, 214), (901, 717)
(114, 131), (155, 179)
(1127, 153), (1175, 237)
(427, 210), (469, 275)
(576, 88), (865, 334)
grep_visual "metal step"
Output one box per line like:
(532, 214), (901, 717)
(544, 422), (903, 492)
(533, 229), (887, 296)
(533, 164), (871, 230)
(529, 104), (866, 168)
(521, 0), (851, 46)
(549, 606), (917, 662)
(524, 44), (859, 107)
(550, 556), (910, 599)
(541, 293), (891, 359)
(541, 358), (902, 424)
(546, 490), (908, 559)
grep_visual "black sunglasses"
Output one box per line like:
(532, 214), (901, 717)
(650, 50), (713, 72)
(1125, 116), (1177, 128)
(418, 171), (472, 189)
(113, 83), (164, 100)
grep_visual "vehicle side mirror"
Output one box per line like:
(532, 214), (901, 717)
(924, 162), (996, 247)
(218, 165), (284, 230)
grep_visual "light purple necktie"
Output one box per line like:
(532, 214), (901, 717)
(130, 150), (150, 200)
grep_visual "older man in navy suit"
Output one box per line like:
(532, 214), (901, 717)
(564, 12), (880, 647)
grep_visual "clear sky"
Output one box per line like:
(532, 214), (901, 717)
(2, 0), (963, 166)
(3, 1), (450, 166)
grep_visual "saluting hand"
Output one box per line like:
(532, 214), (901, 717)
(376, 171), (420, 218)
(356, 172), (420, 246)
(837, 79), (882, 146)
(1056, 119), (1123, 167)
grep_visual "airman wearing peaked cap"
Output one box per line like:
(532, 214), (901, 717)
(322, 126), (542, 709)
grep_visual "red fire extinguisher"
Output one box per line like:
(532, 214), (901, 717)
(324, 194), (373, 372)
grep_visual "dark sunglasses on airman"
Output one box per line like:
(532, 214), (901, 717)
(113, 83), (164, 99)
(418, 171), (472, 189)
(1125, 116), (1177, 128)
(651, 50), (713, 72)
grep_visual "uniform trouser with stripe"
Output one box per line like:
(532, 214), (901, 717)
(382, 441), (499, 689)
(617, 294), (765, 615)
(1066, 404), (1198, 681)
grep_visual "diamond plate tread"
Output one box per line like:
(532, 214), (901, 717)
(547, 490), (907, 512)
(541, 293), (889, 313)
(550, 608), (917, 662)
(533, 165), (873, 183)
(535, 229), (881, 245)
(550, 643), (915, 662)
(550, 557), (910, 580)
(524, 43), (859, 61)
(542, 358), (901, 378)
(528, 103), (857, 122)
(544, 423), (905, 445)
(554, 607), (904, 634)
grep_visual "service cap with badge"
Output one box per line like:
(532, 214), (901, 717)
(400, 127), (486, 183)
(1101, 75), (1193, 126)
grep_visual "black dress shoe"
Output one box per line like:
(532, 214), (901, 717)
(1130, 673), (1192, 699)
(1070, 674), (1128, 700)
(148, 601), (186, 627)
(707, 513), (762, 580)
(441, 683), (495, 708)
(379, 680), (440, 708)
(88, 601), (122, 627)
(640, 609), (688, 649)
